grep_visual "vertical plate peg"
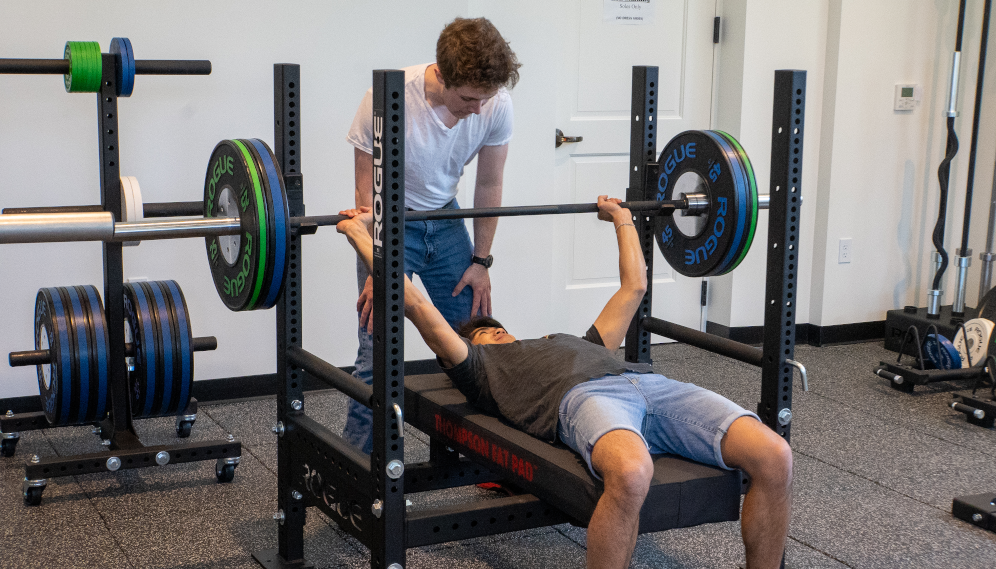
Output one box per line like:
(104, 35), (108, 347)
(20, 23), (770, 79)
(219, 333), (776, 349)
(393, 403), (404, 438)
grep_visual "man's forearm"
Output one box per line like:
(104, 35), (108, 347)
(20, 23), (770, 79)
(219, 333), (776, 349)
(345, 225), (375, 273)
(613, 212), (647, 292)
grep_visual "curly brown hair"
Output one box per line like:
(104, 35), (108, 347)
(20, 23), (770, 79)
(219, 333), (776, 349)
(436, 17), (521, 91)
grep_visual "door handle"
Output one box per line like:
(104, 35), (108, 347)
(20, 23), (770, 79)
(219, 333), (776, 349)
(556, 128), (583, 148)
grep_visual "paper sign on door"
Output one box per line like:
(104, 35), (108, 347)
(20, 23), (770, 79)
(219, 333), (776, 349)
(604, 0), (655, 25)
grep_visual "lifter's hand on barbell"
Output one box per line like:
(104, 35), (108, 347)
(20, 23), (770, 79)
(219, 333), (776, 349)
(596, 195), (624, 222)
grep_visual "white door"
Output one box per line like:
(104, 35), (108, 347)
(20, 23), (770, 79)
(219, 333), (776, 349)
(552, 0), (717, 334)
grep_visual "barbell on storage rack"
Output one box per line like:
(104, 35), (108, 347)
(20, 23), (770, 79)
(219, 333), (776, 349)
(0, 37), (211, 96)
(0, 130), (775, 311)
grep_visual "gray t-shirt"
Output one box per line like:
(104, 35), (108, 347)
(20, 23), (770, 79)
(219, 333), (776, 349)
(441, 326), (654, 441)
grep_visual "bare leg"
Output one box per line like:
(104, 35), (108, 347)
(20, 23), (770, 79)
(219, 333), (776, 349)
(587, 429), (654, 569)
(721, 416), (793, 569)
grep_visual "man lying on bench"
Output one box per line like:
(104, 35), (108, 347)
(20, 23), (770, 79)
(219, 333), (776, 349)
(336, 197), (792, 569)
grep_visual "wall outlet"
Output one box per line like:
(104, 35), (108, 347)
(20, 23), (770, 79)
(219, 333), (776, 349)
(838, 238), (852, 264)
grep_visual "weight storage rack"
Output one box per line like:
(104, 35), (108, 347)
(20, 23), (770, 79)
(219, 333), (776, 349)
(0, 44), (241, 505)
(255, 65), (805, 569)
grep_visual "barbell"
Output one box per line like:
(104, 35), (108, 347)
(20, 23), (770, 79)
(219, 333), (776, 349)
(0, 131), (769, 311)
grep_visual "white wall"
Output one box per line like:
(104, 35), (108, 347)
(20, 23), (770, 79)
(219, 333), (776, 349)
(809, 0), (996, 327)
(3, 1), (996, 400)
(0, 0), (570, 399)
(711, 0), (828, 328)
(712, 0), (996, 331)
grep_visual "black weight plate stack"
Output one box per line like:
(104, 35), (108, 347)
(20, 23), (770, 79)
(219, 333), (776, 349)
(653, 130), (757, 277)
(124, 281), (195, 418)
(34, 285), (109, 425)
(204, 140), (271, 311)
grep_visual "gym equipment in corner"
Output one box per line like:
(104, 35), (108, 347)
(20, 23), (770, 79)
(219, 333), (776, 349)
(0, 40), (239, 505)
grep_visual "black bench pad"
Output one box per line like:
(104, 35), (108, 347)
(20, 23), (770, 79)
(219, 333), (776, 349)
(405, 373), (742, 532)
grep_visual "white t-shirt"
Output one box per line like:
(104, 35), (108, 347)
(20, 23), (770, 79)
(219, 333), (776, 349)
(346, 63), (514, 211)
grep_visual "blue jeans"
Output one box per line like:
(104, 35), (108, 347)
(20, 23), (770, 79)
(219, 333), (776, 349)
(343, 200), (474, 453)
(557, 373), (759, 479)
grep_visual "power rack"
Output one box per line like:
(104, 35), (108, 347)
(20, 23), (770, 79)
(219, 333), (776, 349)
(0, 44), (241, 505)
(256, 66), (805, 569)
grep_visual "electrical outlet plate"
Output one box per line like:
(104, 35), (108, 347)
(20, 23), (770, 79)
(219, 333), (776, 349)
(839, 238), (852, 263)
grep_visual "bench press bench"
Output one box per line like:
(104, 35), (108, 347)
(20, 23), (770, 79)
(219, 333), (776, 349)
(405, 373), (744, 531)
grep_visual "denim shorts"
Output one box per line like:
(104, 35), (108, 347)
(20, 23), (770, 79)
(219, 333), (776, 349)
(557, 372), (759, 479)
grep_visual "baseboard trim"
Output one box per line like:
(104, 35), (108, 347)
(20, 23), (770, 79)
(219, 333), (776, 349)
(705, 320), (884, 347)
(0, 358), (444, 416)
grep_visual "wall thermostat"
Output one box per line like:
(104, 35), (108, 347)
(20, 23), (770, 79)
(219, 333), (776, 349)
(894, 83), (919, 111)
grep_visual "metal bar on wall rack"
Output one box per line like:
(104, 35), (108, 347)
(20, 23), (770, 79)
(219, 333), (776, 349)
(759, 70), (806, 441)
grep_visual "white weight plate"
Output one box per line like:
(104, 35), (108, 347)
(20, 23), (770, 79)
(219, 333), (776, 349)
(120, 176), (142, 247)
(952, 318), (994, 367)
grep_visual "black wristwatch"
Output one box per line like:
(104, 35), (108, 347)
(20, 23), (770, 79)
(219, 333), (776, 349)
(471, 254), (493, 268)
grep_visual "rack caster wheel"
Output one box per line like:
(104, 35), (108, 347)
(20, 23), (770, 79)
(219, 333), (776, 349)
(1, 435), (19, 457)
(22, 478), (46, 507)
(175, 413), (197, 438)
(176, 421), (193, 438)
(215, 457), (240, 483)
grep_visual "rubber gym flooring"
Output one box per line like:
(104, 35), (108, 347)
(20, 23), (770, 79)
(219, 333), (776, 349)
(3, 340), (996, 568)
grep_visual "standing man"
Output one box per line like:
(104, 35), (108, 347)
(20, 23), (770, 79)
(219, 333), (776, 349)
(344, 17), (521, 452)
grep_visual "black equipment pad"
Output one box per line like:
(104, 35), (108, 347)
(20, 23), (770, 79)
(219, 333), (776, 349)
(405, 373), (742, 532)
